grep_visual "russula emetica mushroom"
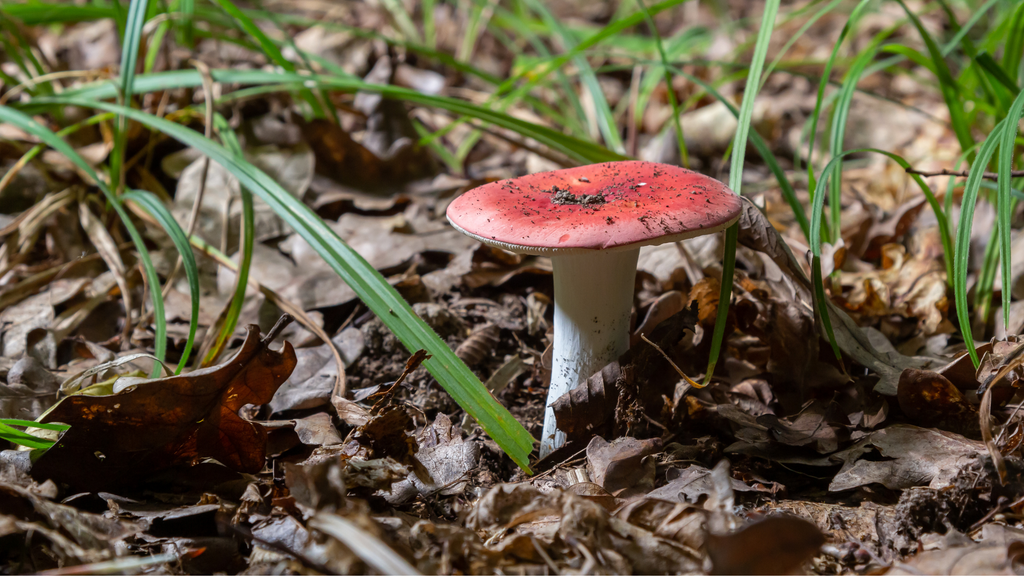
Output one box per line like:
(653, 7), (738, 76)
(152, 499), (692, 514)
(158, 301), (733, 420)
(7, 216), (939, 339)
(447, 161), (742, 458)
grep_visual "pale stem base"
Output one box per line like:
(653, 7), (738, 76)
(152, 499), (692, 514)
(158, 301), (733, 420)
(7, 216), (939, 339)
(539, 248), (640, 458)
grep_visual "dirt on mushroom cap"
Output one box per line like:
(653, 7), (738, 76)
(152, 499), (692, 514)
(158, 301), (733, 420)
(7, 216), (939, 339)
(446, 161), (742, 254)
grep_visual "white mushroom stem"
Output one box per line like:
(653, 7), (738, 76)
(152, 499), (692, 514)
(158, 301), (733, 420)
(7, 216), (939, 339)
(540, 248), (640, 458)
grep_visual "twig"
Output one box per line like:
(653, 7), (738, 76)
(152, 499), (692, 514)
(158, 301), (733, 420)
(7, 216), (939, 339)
(639, 333), (705, 388)
(906, 167), (1024, 181)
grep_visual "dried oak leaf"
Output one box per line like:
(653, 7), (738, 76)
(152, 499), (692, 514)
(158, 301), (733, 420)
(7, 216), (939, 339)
(31, 325), (296, 490)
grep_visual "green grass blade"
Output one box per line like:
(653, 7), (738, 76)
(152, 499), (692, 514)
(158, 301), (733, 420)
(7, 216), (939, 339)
(761, 0), (843, 91)
(0, 419), (70, 431)
(44, 99), (534, 471)
(828, 36), (888, 243)
(975, 52), (1019, 96)
(43, 69), (625, 164)
(635, 0), (690, 167)
(202, 117), (254, 366)
(111, 0), (150, 192)
(208, 0), (326, 118)
(0, 421), (57, 450)
(895, 0), (975, 158)
(705, 0), (779, 384)
(123, 190), (200, 375)
(1003, 1), (1024, 84)
(178, 0), (195, 47)
(379, 0), (422, 42)
(951, 119), (1005, 368)
(806, 0), (871, 194)
(974, 222), (1001, 326)
(519, 0), (624, 152)
(996, 90), (1024, 330)
(0, 2), (115, 24)
(0, 106), (168, 374)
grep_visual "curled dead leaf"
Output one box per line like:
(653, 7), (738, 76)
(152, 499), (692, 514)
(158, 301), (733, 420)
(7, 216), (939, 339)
(31, 324), (296, 490)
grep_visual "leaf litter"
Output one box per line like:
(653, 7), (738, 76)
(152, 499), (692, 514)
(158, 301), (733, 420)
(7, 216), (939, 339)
(3, 1), (1024, 574)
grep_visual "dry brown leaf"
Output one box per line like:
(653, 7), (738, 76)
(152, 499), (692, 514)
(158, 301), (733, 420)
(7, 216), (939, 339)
(585, 436), (661, 494)
(829, 424), (985, 492)
(897, 369), (980, 437)
(31, 324), (296, 490)
(707, 515), (825, 575)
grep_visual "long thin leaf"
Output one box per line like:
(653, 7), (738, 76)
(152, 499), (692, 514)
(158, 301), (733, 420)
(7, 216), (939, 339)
(202, 117), (254, 366)
(997, 91), (1024, 331)
(954, 119), (1005, 367)
(705, 0), (779, 384)
(806, 0), (871, 195)
(123, 190), (200, 375)
(207, 0), (326, 118)
(895, 0), (975, 158)
(111, 0), (149, 192)
(44, 69), (624, 164)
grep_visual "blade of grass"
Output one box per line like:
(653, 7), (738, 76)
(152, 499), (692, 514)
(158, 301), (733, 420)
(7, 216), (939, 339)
(0, 106), (168, 374)
(805, 0), (871, 195)
(208, 0), (326, 119)
(178, 0), (195, 47)
(996, 91), (1024, 330)
(953, 119), (1006, 368)
(635, 0), (690, 167)
(520, 0), (624, 152)
(379, 0), (422, 43)
(0, 421), (57, 450)
(761, 0), (843, 90)
(123, 190), (199, 375)
(1003, 2), (1024, 84)
(827, 35), (889, 243)
(45, 69), (626, 163)
(201, 116), (254, 366)
(44, 99), (534, 471)
(704, 0), (779, 384)
(111, 0), (149, 193)
(895, 0), (975, 158)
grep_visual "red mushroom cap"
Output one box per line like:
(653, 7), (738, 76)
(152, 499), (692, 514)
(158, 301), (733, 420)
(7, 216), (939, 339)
(446, 161), (742, 255)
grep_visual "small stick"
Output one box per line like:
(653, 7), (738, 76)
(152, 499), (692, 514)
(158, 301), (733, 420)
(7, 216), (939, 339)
(368, 349), (431, 413)
(906, 167), (1024, 181)
(640, 333), (706, 389)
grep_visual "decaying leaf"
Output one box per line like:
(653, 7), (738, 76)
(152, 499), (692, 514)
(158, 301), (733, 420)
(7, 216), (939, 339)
(707, 515), (825, 575)
(829, 424), (985, 492)
(30, 324), (296, 490)
(736, 198), (937, 394)
(586, 435), (661, 495)
(884, 525), (1024, 575)
(386, 413), (480, 504)
(897, 369), (979, 437)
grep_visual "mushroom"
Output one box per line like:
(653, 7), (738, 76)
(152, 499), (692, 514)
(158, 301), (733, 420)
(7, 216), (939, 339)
(446, 161), (742, 458)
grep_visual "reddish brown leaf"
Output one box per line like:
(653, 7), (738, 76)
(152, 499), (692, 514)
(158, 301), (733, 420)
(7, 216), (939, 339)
(897, 368), (980, 438)
(31, 325), (296, 490)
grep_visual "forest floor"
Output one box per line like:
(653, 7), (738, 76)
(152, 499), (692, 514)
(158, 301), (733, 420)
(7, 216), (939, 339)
(2, 0), (1024, 573)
